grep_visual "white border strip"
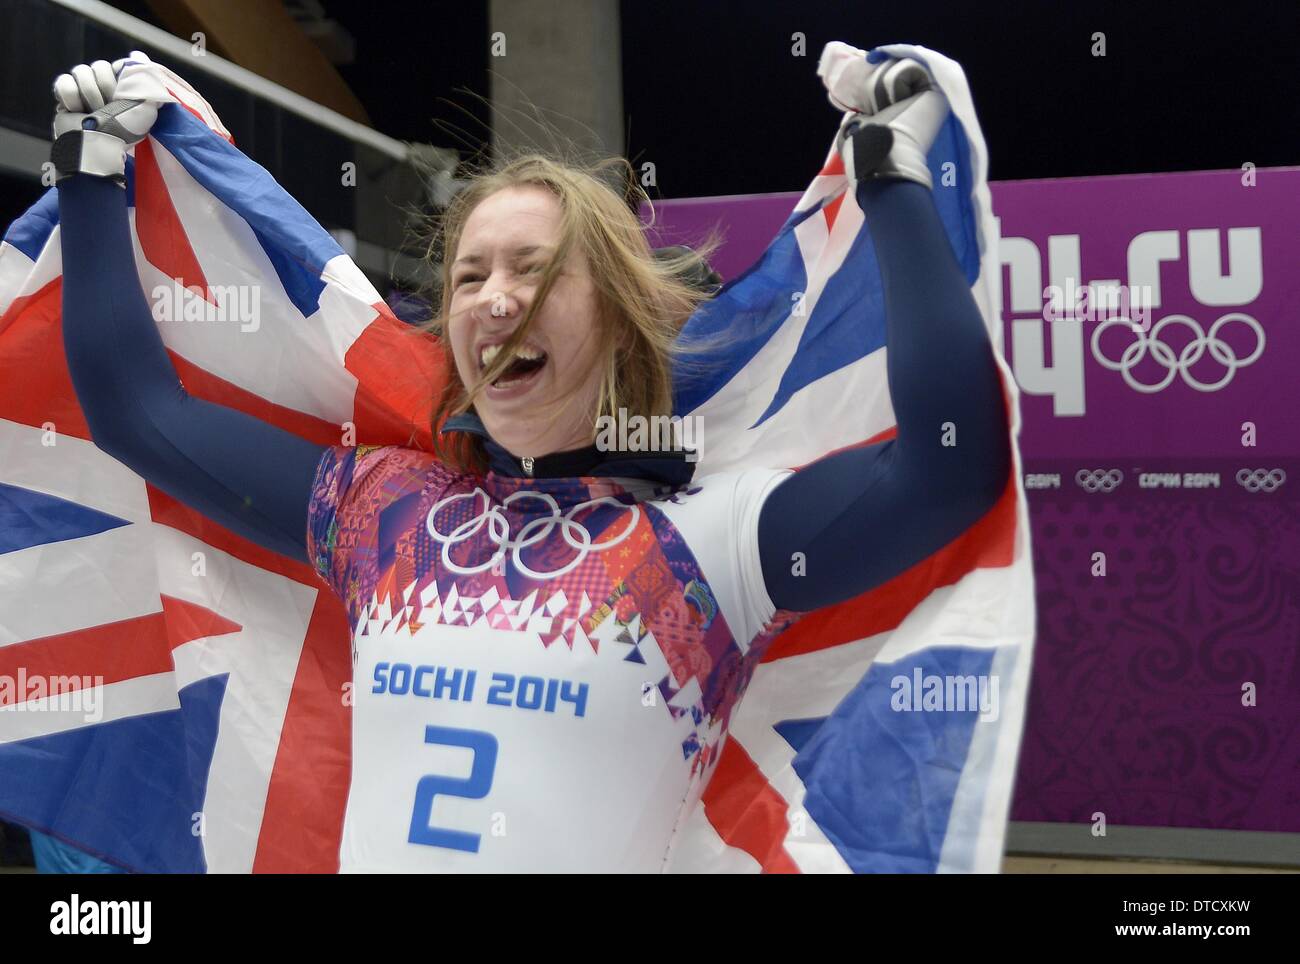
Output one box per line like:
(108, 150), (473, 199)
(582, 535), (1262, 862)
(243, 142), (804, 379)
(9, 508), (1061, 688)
(1007, 821), (1300, 869)
(48, 0), (410, 161)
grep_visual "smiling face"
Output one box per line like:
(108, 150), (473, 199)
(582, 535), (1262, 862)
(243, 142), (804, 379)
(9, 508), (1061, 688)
(446, 185), (606, 458)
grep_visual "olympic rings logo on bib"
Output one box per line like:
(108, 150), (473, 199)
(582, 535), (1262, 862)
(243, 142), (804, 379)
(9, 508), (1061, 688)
(1090, 313), (1264, 393)
(1235, 468), (1286, 493)
(426, 488), (640, 579)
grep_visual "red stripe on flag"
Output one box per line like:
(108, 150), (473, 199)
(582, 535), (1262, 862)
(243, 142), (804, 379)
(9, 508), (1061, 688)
(252, 591), (352, 873)
(823, 191), (846, 232)
(145, 484), (320, 583)
(788, 425), (896, 472)
(701, 738), (800, 873)
(166, 350), (344, 446)
(0, 278), (92, 438)
(769, 361), (1024, 663)
(0, 594), (239, 708)
(144, 484), (353, 872)
(134, 139), (212, 303)
(764, 465), (1020, 663)
(345, 303), (447, 449)
(0, 612), (170, 704)
(820, 152), (846, 177)
(159, 594), (243, 650)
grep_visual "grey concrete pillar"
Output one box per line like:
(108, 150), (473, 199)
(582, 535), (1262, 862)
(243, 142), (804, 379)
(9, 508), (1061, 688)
(488, 0), (624, 159)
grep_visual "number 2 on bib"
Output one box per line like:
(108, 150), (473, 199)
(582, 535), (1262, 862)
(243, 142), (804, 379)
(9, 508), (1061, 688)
(408, 725), (498, 852)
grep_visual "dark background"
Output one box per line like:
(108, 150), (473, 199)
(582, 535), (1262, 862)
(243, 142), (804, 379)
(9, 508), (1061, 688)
(5, 0), (1297, 212)
(328, 0), (1300, 197)
(1, 0), (1297, 253)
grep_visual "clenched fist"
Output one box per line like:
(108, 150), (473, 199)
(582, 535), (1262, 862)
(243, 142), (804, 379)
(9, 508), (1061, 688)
(818, 44), (949, 189)
(51, 52), (159, 185)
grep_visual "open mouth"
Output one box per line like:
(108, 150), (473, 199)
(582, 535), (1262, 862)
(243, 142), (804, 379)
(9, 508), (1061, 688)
(480, 342), (548, 390)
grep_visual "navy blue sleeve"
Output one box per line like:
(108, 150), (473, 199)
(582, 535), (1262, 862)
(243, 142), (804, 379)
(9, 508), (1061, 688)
(758, 178), (1012, 612)
(58, 173), (326, 563)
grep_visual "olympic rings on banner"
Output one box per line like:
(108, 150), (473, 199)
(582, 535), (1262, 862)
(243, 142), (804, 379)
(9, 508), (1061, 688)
(1236, 469), (1286, 493)
(426, 487), (640, 579)
(1075, 469), (1124, 493)
(1091, 313), (1264, 393)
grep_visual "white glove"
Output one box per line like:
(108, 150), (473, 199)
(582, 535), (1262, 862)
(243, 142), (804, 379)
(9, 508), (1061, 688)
(51, 52), (160, 184)
(818, 46), (949, 189)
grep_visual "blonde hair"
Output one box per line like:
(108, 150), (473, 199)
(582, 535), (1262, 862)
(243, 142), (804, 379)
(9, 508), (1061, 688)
(416, 153), (718, 473)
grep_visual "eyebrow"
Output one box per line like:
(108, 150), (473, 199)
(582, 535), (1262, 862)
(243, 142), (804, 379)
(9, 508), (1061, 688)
(453, 244), (553, 267)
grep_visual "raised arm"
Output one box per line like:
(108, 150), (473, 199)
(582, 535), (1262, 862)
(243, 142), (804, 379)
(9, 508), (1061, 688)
(758, 58), (1012, 612)
(53, 60), (325, 563)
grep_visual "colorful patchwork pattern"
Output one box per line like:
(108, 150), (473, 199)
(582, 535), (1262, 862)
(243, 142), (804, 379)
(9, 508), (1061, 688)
(308, 444), (804, 770)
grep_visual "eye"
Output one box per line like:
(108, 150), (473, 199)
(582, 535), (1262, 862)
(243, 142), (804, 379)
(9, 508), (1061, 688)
(453, 274), (483, 289)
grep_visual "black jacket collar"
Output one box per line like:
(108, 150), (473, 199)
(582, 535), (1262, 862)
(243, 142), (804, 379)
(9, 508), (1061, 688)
(441, 412), (697, 487)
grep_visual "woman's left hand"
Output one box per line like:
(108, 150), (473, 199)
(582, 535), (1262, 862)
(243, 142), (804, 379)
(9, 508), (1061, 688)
(818, 47), (950, 189)
(52, 52), (159, 144)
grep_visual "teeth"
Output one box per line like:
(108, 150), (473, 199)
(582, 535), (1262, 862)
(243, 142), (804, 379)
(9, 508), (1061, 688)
(479, 343), (545, 367)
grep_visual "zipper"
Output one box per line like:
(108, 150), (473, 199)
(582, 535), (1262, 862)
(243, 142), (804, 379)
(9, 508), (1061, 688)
(521, 456), (534, 476)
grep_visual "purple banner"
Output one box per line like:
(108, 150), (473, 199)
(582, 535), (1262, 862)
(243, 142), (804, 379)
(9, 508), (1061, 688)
(649, 167), (1300, 836)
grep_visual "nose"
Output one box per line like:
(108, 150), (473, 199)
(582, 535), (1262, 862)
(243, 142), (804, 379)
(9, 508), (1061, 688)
(473, 275), (522, 326)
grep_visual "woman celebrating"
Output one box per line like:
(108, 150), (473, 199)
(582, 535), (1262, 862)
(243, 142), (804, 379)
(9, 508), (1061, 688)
(50, 54), (1010, 871)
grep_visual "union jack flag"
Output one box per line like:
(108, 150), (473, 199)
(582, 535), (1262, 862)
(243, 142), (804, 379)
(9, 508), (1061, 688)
(0, 43), (1033, 873)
